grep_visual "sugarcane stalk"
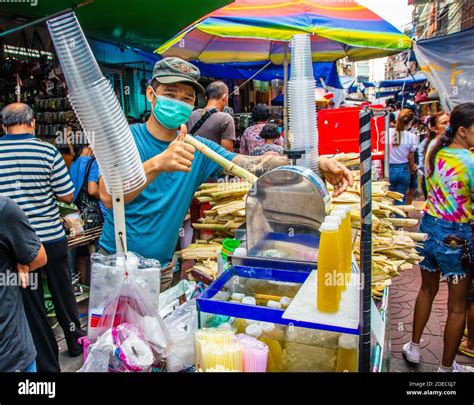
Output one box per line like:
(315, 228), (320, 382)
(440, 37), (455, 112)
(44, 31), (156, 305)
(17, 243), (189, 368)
(397, 205), (417, 213)
(184, 135), (258, 183)
(387, 218), (419, 227)
(394, 231), (428, 242)
(192, 223), (238, 231)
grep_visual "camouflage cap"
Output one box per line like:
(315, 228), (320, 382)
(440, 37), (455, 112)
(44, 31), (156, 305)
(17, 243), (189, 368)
(152, 57), (205, 95)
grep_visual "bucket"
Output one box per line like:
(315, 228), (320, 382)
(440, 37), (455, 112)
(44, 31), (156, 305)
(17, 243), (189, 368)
(221, 239), (241, 260)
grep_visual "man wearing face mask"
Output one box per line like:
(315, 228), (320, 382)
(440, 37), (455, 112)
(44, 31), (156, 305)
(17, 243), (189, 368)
(187, 81), (235, 151)
(98, 58), (353, 291)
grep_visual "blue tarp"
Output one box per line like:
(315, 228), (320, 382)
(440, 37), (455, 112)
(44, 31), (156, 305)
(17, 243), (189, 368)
(378, 73), (426, 88)
(414, 26), (474, 111)
(193, 61), (343, 89)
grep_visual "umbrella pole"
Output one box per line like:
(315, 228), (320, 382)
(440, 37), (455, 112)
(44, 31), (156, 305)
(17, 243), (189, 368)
(283, 43), (289, 149)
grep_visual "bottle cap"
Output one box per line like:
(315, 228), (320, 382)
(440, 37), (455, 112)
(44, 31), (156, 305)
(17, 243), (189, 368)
(245, 323), (263, 338)
(242, 296), (257, 306)
(320, 222), (338, 232)
(231, 293), (245, 302)
(339, 205), (352, 214)
(324, 215), (342, 226)
(331, 209), (347, 219)
(338, 334), (358, 349)
(233, 247), (247, 257)
(267, 300), (282, 309)
(259, 322), (276, 333)
(280, 297), (292, 307)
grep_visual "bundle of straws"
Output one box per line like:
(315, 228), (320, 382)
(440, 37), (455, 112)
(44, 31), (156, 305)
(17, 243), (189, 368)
(236, 334), (269, 372)
(195, 329), (242, 372)
(194, 328), (270, 372)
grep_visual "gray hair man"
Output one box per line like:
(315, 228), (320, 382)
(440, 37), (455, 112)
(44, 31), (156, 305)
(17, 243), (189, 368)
(0, 102), (84, 371)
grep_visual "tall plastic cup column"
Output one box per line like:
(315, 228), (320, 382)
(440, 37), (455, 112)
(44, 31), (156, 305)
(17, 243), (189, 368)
(287, 34), (319, 173)
(47, 13), (147, 253)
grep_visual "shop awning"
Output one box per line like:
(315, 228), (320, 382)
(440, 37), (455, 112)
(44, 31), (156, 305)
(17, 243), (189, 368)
(378, 73), (426, 88)
(1, 0), (232, 52)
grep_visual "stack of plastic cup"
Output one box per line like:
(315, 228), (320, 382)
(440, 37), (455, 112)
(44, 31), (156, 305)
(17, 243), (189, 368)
(47, 13), (146, 195)
(287, 34), (319, 173)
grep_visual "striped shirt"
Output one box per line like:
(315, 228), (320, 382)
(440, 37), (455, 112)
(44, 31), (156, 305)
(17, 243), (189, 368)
(0, 133), (74, 243)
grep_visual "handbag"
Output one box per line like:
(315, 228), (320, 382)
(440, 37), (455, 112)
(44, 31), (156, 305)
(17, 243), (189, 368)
(74, 158), (104, 229)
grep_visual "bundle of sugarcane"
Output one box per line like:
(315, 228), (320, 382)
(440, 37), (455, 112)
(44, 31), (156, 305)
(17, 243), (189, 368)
(193, 181), (251, 238)
(328, 178), (426, 299)
(177, 242), (222, 261)
(190, 258), (219, 280)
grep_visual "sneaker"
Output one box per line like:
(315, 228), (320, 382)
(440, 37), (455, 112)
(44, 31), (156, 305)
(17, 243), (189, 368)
(437, 361), (474, 372)
(403, 342), (420, 364)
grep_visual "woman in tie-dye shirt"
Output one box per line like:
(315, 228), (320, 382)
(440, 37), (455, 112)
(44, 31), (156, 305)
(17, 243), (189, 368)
(404, 103), (474, 373)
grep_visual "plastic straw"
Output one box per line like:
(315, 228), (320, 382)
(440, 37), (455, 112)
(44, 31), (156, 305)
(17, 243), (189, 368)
(236, 334), (269, 372)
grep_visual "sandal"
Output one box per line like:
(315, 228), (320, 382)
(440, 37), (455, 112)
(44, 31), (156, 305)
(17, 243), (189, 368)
(458, 337), (474, 359)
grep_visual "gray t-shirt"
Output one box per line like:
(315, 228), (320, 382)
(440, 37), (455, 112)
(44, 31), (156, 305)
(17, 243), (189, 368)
(0, 196), (39, 371)
(187, 109), (236, 145)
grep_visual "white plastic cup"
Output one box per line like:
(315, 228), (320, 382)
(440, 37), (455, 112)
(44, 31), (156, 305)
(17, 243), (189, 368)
(47, 12), (146, 195)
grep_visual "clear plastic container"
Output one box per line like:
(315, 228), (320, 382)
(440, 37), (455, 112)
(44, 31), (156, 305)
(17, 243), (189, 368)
(287, 36), (319, 173)
(47, 12), (146, 195)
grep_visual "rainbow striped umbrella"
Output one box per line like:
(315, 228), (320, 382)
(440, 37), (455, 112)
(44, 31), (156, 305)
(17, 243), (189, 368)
(156, 0), (411, 63)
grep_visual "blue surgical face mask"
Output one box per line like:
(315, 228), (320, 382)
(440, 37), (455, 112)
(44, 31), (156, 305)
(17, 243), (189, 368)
(149, 89), (194, 129)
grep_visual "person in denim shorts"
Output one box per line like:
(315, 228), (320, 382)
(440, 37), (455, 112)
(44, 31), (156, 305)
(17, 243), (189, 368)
(403, 103), (474, 372)
(388, 109), (418, 205)
(459, 214), (474, 359)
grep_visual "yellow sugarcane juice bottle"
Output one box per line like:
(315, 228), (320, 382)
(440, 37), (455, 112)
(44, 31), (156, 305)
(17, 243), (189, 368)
(317, 222), (342, 313)
(324, 215), (345, 293)
(332, 207), (353, 289)
(336, 334), (358, 372)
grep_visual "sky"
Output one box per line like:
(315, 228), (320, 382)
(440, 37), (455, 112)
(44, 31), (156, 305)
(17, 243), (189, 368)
(356, 0), (414, 81)
(356, 0), (414, 32)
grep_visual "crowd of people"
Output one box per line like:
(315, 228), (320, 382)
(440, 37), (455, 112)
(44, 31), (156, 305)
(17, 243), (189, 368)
(386, 102), (474, 372)
(0, 57), (353, 372)
(1, 57), (472, 374)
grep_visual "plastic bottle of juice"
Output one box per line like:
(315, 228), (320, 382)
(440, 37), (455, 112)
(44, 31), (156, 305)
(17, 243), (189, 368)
(324, 215), (345, 293)
(331, 207), (353, 289)
(336, 334), (358, 372)
(317, 221), (342, 313)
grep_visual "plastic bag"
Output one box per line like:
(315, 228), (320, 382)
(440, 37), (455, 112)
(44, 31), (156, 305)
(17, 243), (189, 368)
(163, 299), (198, 372)
(64, 213), (84, 236)
(88, 252), (161, 341)
(81, 252), (171, 372)
(79, 329), (115, 372)
(158, 279), (196, 318)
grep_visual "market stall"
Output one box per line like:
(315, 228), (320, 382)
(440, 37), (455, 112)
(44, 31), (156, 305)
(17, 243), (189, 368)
(1, 0), (420, 374)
